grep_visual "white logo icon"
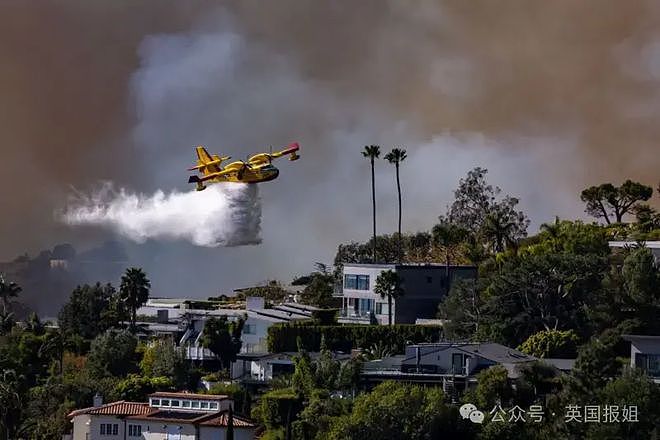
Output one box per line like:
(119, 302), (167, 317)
(460, 403), (484, 423)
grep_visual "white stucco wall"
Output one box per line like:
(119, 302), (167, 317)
(199, 426), (255, 440)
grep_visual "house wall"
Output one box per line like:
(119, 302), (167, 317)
(71, 415), (91, 440)
(395, 266), (476, 324)
(199, 426), (256, 440)
(241, 316), (272, 353)
(629, 339), (660, 367)
(81, 415), (125, 440)
(340, 264), (477, 325)
(134, 422), (197, 440)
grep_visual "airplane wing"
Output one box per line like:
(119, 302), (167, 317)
(188, 169), (233, 184)
(269, 142), (300, 160)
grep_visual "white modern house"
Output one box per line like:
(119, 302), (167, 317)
(136, 297), (313, 365)
(623, 335), (660, 383)
(336, 263), (477, 324)
(178, 297), (312, 364)
(68, 392), (256, 440)
(609, 241), (660, 261)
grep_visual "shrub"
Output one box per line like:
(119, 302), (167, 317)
(267, 323), (442, 353)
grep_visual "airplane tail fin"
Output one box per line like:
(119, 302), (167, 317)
(188, 146), (228, 175)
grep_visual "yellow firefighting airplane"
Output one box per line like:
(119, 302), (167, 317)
(187, 142), (300, 190)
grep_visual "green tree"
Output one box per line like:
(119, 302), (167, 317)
(58, 283), (120, 345)
(567, 321), (637, 399)
(238, 281), (289, 303)
(114, 374), (173, 401)
(432, 220), (469, 275)
(518, 329), (579, 359)
(200, 316), (245, 372)
(373, 270), (404, 326)
(0, 275), (21, 313)
(585, 368), (660, 440)
(480, 252), (606, 346)
(438, 278), (483, 340)
(291, 352), (315, 398)
(447, 167), (529, 245)
(325, 381), (466, 440)
(362, 145), (381, 263)
(140, 341), (190, 389)
(580, 180), (653, 224)
(384, 147), (407, 263)
(0, 310), (15, 336)
(463, 365), (513, 409)
(86, 330), (139, 379)
(0, 370), (21, 440)
(119, 267), (151, 331)
(300, 264), (335, 308)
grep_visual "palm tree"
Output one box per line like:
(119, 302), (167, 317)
(362, 145), (381, 263)
(373, 270), (404, 326)
(119, 268), (151, 331)
(0, 275), (21, 313)
(481, 212), (518, 253)
(0, 310), (14, 335)
(384, 148), (407, 263)
(432, 221), (469, 277)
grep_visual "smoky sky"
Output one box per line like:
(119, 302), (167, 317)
(2, 1), (660, 299)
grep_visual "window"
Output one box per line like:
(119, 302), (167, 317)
(151, 398), (160, 406)
(191, 400), (200, 408)
(100, 424), (106, 435)
(161, 399), (170, 407)
(376, 302), (389, 315)
(171, 400), (180, 407)
(636, 353), (660, 377)
(128, 425), (142, 437)
(200, 401), (209, 409)
(243, 324), (255, 334)
(356, 275), (369, 290)
(112, 424), (118, 435)
(182, 400), (191, 408)
(209, 402), (219, 410)
(344, 274), (357, 289)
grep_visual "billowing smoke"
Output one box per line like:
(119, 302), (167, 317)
(62, 183), (261, 247)
(4, 1), (660, 301)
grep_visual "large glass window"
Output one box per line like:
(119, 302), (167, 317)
(359, 298), (374, 313)
(636, 353), (660, 376)
(344, 274), (370, 290)
(129, 425), (142, 437)
(344, 274), (357, 289)
(357, 275), (369, 290)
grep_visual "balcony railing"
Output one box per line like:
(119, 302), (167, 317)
(184, 345), (216, 361)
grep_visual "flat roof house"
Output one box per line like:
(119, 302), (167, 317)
(336, 263), (477, 324)
(609, 241), (660, 261)
(68, 392), (256, 440)
(623, 334), (660, 383)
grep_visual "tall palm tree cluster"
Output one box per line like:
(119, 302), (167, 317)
(362, 145), (407, 264)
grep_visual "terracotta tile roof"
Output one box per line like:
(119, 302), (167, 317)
(149, 391), (229, 401)
(199, 411), (256, 428)
(68, 401), (153, 418)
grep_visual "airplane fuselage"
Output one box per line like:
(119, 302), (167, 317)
(209, 163), (279, 184)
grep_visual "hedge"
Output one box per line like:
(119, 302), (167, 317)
(267, 323), (443, 353)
